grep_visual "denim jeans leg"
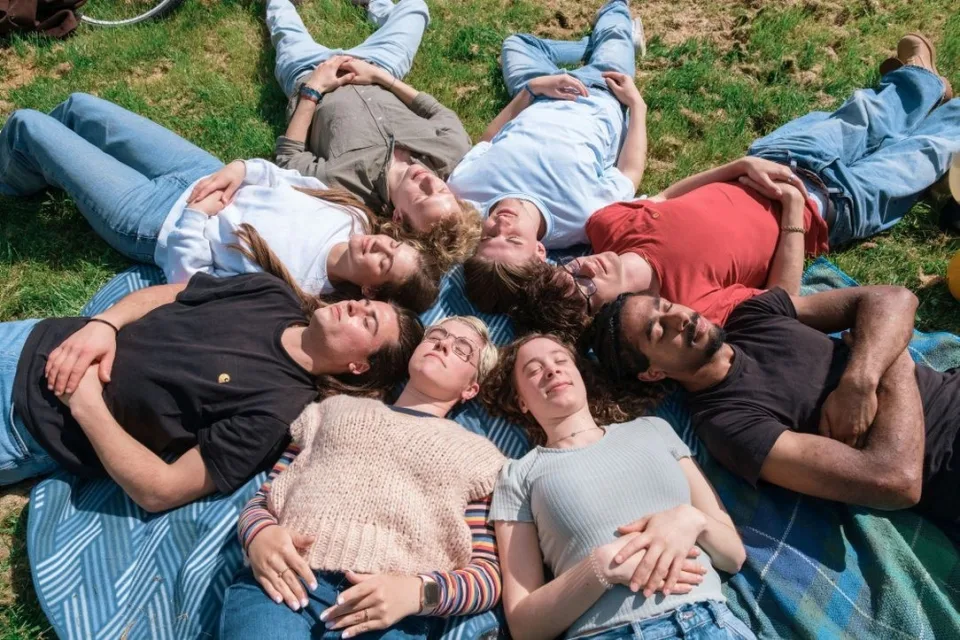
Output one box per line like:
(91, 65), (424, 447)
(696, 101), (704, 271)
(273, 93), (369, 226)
(345, 0), (430, 80)
(500, 34), (566, 97)
(267, 0), (337, 97)
(219, 568), (320, 639)
(750, 66), (947, 170)
(827, 95), (960, 242)
(49, 93), (223, 182)
(0, 319), (58, 486)
(0, 110), (198, 262)
(572, 0), (635, 90)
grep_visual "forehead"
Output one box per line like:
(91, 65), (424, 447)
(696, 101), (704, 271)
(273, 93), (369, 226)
(516, 337), (570, 364)
(373, 301), (400, 339)
(435, 319), (481, 340)
(476, 238), (532, 262)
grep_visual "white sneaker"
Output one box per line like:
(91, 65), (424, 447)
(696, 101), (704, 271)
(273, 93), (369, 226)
(632, 16), (646, 57)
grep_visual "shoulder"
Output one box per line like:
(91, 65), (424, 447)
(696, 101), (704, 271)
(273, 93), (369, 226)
(725, 287), (797, 328)
(178, 272), (297, 304)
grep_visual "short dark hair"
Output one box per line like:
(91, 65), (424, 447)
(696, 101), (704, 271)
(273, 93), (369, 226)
(463, 255), (545, 314)
(588, 293), (653, 382)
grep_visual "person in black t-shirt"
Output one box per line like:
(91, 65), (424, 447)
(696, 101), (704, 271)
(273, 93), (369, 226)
(589, 285), (960, 543)
(0, 271), (423, 513)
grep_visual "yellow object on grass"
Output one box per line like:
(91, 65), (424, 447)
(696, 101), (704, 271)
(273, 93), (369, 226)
(948, 250), (960, 300)
(950, 153), (960, 204)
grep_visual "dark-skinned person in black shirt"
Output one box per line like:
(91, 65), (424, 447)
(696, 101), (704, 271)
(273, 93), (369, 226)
(0, 262), (423, 513)
(588, 284), (960, 545)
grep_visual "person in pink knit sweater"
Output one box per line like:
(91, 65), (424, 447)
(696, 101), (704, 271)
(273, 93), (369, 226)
(220, 315), (506, 640)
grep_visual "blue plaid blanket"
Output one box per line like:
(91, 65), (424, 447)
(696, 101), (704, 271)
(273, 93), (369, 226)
(28, 258), (960, 639)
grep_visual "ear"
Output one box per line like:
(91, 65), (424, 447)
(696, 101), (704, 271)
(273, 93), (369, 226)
(348, 360), (371, 376)
(459, 381), (481, 403)
(361, 285), (377, 299)
(638, 368), (666, 383)
(391, 207), (404, 224)
(518, 395), (529, 413)
(535, 242), (548, 262)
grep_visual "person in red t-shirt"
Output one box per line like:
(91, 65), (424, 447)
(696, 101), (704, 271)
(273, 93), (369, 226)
(509, 157), (825, 340)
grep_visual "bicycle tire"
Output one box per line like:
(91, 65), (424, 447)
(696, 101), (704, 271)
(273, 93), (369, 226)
(80, 0), (186, 27)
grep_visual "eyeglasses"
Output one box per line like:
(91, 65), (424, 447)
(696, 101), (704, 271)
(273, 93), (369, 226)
(558, 257), (598, 315)
(423, 327), (479, 366)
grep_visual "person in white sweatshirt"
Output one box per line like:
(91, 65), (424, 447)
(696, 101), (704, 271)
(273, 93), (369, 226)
(0, 93), (442, 312)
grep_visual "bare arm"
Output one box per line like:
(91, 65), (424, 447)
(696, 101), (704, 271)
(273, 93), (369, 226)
(284, 97), (317, 146)
(67, 369), (217, 512)
(762, 182), (806, 295)
(791, 285), (918, 389)
(602, 72), (647, 190)
(654, 156), (807, 202)
(760, 349), (924, 509)
(496, 521), (607, 640)
(679, 459), (745, 573)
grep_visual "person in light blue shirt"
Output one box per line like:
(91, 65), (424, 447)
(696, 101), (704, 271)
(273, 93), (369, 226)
(449, 0), (647, 313)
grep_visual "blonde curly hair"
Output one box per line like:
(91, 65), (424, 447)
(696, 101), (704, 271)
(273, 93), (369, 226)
(381, 199), (482, 272)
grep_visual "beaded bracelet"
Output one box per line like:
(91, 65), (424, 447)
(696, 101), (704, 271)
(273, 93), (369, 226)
(588, 550), (613, 591)
(86, 317), (119, 334)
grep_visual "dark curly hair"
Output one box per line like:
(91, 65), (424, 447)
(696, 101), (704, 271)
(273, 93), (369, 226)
(480, 333), (663, 447)
(585, 293), (673, 402)
(506, 264), (591, 344)
(462, 255), (544, 314)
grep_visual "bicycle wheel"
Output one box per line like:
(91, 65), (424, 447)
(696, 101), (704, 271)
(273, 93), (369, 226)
(80, 0), (187, 27)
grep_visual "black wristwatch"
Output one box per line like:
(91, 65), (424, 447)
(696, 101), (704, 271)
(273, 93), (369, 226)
(299, 85), (324, 104)
(419, 575), (441, 614)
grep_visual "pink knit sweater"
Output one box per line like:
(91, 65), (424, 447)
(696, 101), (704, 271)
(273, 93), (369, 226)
(268, 395), (506, 574)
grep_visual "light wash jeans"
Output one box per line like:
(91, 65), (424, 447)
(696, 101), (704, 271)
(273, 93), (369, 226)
(500, 0), (635, 96)
(749, 65), (960, 245)
(219, 568), (437, 640)
(268, 0), (430, 99)
(0, 93), (223, 262)
(0, 319), (58, 486)
(577, 602), (755, 640)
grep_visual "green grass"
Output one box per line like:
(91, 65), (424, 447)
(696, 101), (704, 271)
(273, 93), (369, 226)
(0, 0), (959, 635)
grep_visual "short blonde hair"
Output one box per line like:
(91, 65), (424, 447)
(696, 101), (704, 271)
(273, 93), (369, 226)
(433, 315), (499, 384)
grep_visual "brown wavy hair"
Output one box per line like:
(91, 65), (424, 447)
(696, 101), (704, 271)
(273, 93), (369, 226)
(231, 223), (424, 401)
(479, 333), (663, 447)
(506, 264), (591, 343)
(462, 256), (544, 314)
(381, 199), (482, 272)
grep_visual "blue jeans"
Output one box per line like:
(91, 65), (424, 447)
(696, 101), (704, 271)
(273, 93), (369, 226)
(0, 319), (58, 486)
(749, 66), (960, 245)
(219, 568), (436, 640)
(500, 0), (635, 96)
(0, 93), (223, 262)
(268, 0), (430, 98)
(578, 602), (755, 640)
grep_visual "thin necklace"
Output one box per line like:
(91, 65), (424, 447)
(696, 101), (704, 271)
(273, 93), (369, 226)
(546, 426), (604, 448)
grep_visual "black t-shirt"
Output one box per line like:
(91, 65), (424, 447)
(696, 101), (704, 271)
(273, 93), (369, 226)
(688, 289), (960, 521)
(13, 273), (320, 494)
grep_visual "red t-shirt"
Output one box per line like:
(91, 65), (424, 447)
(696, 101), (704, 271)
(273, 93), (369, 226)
(585, 182), (829, 325)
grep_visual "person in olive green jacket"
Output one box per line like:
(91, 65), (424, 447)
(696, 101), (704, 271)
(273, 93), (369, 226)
(268, 0), (480, 268)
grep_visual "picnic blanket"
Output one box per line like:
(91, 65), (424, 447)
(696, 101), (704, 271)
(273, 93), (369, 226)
(27, 257), (960, 639)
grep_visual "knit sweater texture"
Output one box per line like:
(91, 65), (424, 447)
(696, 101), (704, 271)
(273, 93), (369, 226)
(268, 395), (506, 574)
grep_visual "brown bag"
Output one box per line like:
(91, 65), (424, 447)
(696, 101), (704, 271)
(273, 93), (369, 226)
(0, 0), (88, 39)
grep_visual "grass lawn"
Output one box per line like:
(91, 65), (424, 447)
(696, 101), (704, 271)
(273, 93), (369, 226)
(0, 0), (958, 636)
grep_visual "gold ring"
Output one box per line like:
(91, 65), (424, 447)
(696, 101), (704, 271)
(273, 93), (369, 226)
(363, 610), (369, 622)
(278, 568), (291, 578)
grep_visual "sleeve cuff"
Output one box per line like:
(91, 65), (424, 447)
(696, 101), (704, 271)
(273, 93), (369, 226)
(275, 136), (307, 156)
(242, 159), (267, 186)
(409, 92), (441, 117)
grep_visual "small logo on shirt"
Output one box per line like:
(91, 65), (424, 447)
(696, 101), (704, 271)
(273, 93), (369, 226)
(218, 373), (231, 384)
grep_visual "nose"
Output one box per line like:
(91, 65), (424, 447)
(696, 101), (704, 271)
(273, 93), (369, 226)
(578, 259), (598, 278)
(345, 301), (356, 316)
(663, 308), (691, 332)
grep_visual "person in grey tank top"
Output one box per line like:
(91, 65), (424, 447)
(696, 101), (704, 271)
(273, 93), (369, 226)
(482, 334), (754, 640)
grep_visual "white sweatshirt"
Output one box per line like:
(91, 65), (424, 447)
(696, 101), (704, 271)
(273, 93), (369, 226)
(154, 159), (365, 295)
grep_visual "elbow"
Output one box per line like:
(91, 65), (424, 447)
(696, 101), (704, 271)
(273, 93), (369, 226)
(134, 489), (180, 514)
(871, 467), (922, 510)
(712, 543), (747, 575)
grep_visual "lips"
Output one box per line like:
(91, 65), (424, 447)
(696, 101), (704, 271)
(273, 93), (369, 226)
(545, 380), (572, 395)
(333, 305), (342, 321)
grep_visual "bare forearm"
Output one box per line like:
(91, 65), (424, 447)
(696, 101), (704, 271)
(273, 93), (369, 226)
(379, 75), (419, 106)
(481, 91), (532, 143)
(284, 98), (317, 145)
(96, 283), (185, 330)
(841, 289), (918, 389)
(616, 106), (648, 190)
(655, 159), (745, 200)
(761, 352), (924, 509)
(696, 513), (745, 574)
(764, 199), (806, 294)
(71, 400), (182, 511)
(506, 558), (605, 640)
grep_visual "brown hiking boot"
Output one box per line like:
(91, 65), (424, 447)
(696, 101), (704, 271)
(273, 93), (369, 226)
(879, 33), (954, 102)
